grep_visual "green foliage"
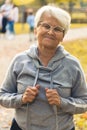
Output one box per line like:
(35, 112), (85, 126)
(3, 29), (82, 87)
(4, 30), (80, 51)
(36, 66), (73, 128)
(55, 0), (79, 4)
(38, 0), (48, 6)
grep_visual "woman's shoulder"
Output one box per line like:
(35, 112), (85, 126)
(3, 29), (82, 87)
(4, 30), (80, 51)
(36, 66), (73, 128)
(66, 53), (80, 64)
(64, 53), (83, 72)
(12, 50), (30, 62)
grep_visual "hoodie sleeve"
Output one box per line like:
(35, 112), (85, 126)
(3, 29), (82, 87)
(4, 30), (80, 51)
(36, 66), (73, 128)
(0, 55), (23, 108)
(60, 62), (87, 114)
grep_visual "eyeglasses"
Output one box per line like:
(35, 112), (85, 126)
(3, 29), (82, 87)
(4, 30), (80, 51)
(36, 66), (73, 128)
(38, 22), (64, 34)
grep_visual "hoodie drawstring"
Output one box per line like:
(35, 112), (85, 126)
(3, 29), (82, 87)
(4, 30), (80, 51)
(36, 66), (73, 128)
(26, 69), (39, 130)
(50, 72), (58, 130)
(33, 69), (39, 86)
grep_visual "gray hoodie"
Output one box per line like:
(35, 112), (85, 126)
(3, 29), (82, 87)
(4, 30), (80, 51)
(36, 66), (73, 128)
(0, 45), (87, 130)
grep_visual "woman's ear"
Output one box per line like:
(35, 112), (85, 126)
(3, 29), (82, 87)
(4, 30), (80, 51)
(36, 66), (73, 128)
(59, 33), (64, 42)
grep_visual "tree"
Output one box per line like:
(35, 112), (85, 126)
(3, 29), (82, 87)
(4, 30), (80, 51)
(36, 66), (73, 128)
(68, 0), (75, 15)
(0, 0), (4, 6)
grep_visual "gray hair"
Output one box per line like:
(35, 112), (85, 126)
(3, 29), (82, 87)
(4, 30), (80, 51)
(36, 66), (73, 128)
(35, 5), (71, 34)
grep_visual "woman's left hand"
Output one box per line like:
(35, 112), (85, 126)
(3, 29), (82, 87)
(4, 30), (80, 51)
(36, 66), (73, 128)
(45, 88), (61, 107)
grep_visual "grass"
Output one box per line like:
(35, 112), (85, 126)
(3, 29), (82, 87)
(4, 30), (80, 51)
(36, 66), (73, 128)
(71, 23), (87, 28)
(63, 39), (87, 77)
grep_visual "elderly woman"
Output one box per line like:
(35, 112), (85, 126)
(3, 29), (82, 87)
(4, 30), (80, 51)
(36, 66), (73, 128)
(0, 5), (87, 130)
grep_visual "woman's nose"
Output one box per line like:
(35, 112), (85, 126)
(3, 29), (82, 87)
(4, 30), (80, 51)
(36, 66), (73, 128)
(48, 27), (54, 34)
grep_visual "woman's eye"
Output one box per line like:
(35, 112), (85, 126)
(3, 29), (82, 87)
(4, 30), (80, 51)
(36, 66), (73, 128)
(54, 27), (61, 32)
(43, 24), (50, 29)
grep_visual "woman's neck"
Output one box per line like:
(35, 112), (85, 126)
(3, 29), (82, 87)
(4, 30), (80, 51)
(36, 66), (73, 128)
(38, 46), (56, 66)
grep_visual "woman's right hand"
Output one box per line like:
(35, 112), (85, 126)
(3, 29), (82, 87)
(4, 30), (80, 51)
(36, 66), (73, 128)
(21, 84), (40, 104)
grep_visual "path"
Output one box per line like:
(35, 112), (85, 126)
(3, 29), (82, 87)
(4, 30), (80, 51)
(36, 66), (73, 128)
(64, 27), (87, 41)
(0, 27), (87, 130)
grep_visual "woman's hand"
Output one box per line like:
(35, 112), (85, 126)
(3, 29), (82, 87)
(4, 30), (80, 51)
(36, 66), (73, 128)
(22, 84), (40, 104)
(45, 88), (61, 107)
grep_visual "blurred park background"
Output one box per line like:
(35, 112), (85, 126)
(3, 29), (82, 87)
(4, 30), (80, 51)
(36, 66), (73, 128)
(0, 0), (87, 34)
(0, 0), (87, 130)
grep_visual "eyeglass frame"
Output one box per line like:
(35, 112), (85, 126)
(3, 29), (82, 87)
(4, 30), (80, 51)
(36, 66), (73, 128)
(37, 22), (65, 34)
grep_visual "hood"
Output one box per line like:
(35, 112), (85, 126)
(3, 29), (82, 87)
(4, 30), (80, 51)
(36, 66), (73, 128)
(26, 45), (69, 68)
(26, 45), (69, 60)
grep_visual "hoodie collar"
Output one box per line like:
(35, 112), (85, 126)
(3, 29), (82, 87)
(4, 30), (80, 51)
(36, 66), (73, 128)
(26, 45), (69, 62)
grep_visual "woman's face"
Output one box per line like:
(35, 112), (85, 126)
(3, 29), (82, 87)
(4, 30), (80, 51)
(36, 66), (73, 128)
(34, 13), (64, 50)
